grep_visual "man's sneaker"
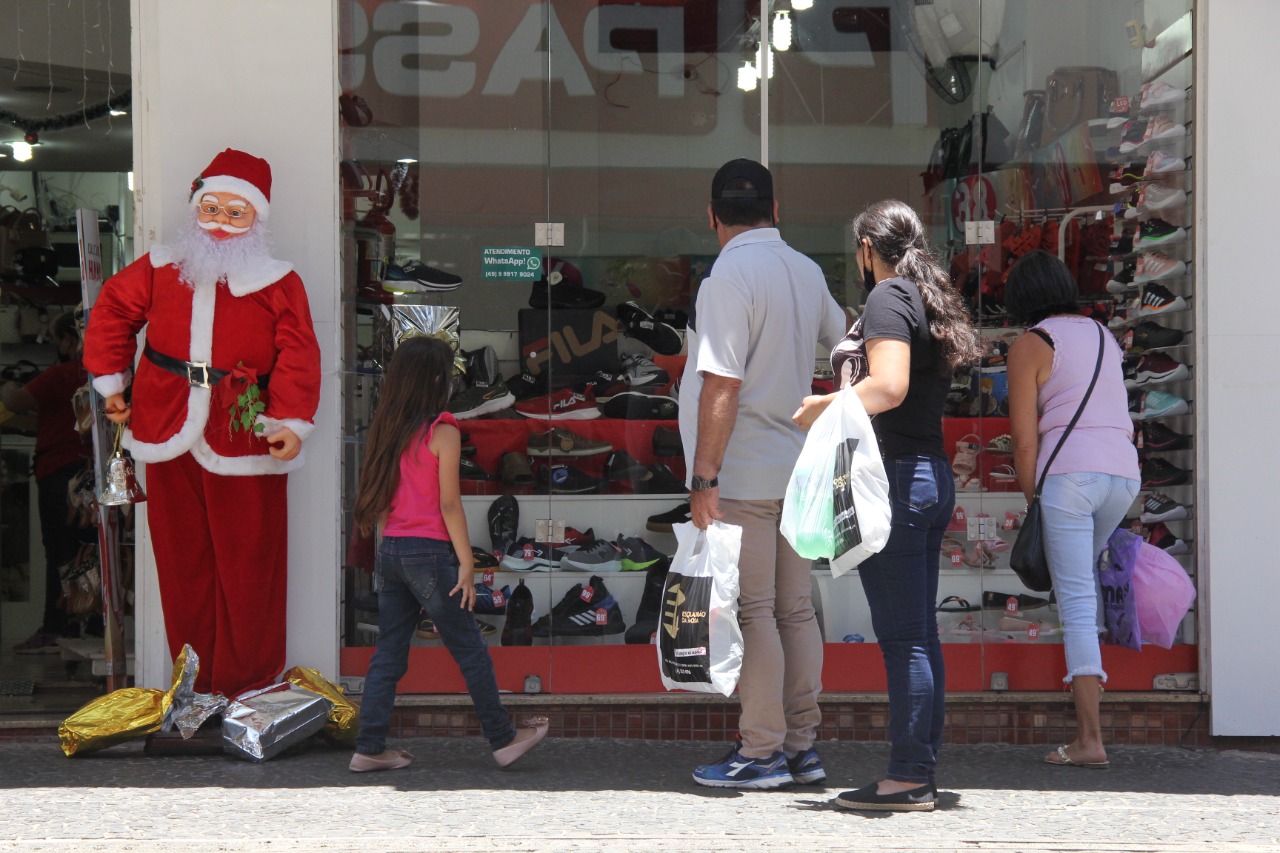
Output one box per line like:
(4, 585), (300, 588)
(527, 427), (612, 458)
(617, 535), (667, 572)
(692, 746), (794, 789)
(538, 463), (604, 495)
(463, 346), (500, 388)
(474, 583), (511, 615)
(652, 426), (683, 457)
(472, 547), (500, 570)
(1140, 493), (1191, 524)
(1145, 150), (1186, 176)
(787, 748), (827, 785)
(621, 352), (669, 387)
(1129, 389), (1190, 420)
(500, 535), (590, 571)
(606, 449), (651, 483)
(500, 580), (534, 646)
(1138, 283), (1188, 317)
(617, 302), (683, 356)
(531, 575), (626, 637)
(385, 259), (463, 292)
(1106, 263), (1138, 294)
(625, 556), (672, 644)
(505, 371), (550, 402)
(1126, 352), (1189, 388)
(1108, 161), (1146, 195)
(1139, 421), (1192, 451)
(460, 456), (497, 481)
(449, 385), (516, 420)
(1127, 320), (1185, 353)
(515, 383), (601, 421)
(1147, 522), (1191, 556)
(601, 391), (679, 421)
(1140, 183), (1187, 213)
(834, 782), (936, 811)
(560, 538), (623, 572)
(1135, 218), (1187, 249)
(1117, 119), (1149, 154)
(488, 494), (519, 555)
(500, 452), (535, 486)
(586, 370), (629, 401)
(646, 501), (691, 533)
(637, 463), (689, 495)
(1141, 81), (1185, 109)
(1143, 114), (1186, 143)
(1142, 456), (1192, 488)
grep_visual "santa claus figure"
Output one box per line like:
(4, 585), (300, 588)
(83, 149), (321, 698)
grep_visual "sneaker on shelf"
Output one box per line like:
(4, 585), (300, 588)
(538, 462), (604, 495)
(617, 302), (683, 356)
(1129, 389), (1190, 420)
(646, 500), (691, 533)
(500, 580), (535, 646)
(1146, 522), (1191, 555)
(1135, 218), (1187, 249)
(487, 494), (519, 555)
(463, 346), (501, 388)
(515, 383), (601, 421)
(1143, 114), (1186, 143)
(787, 747), (827, 785)
(586, 370), (629, 401)
(1127, 320), (1185, 353)
(1140, 184), (1188, 213)
(505, 371), (550, 402)
(1106, 263), (1138, 294)
(1145, 150), (1187, 176)
(474, 583), (511, 615)
(531, 575), (626, 637)
(1141, 81), (1186, 110)
(637, 463), (689, 495)
(449, 385), (516, 420)
(12, 630), (59, 654)
(356, 282), (395, 305)
(1134, 251), (1186, 283)
(460, 456), (497, 481)
(1140, 493), (1191, 524)
(1108, 161), (1146, 195)
(620, 352), (670, 387)
(527, 427), (612, 457)
(560, 538), (623, 572)
(1139, 421), (1192, 451)
(1126, 351), (1190, 388)
(1138, 283), (1188, 317)
(472, 547), (500, 570)
(624, 556), (672, 644)
(385, 259), (463, 292)
(601, 391), (679, 421)
(500, 536), (579, 571)
(500, 452), (535, 486)
(605, 449), (651, 483)
(528, 258), (606, 309)
(1117, 118), (1150, 154)
(654, 307), (690, 329)
(652, 426), (684, 457)
(692, 745), (794, 789)
(1142, 456), (1193, 488)
(617, 535), (668, 572)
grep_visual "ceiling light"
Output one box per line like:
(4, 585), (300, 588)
(772, 11), (792, 51)
(791, 0), (813, 10)
(127, 171), (134, 191)
(10, 141), (34, 162)
(109, 109), (128, 117)
(396, 157), (418, 164)
(737, 60), (758, 92)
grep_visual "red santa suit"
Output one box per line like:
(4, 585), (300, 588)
(83, 152), (321, 697)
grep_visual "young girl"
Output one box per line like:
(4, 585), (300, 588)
(350, 336), (548, 772)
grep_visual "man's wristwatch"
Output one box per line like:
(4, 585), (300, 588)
(690, 475), (719, 491)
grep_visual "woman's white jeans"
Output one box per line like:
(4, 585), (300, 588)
(1040, 472), (1141, 683)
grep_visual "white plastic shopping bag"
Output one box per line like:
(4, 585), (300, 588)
(781, 387), (891, 578)
(656, 520), (744, 696)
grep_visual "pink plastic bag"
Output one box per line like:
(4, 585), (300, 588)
(1131, 537), (1196, 648)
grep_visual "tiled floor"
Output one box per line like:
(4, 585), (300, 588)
(0, 646), (105, 717)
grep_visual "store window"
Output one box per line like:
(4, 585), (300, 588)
(337, 0), (1197, 694)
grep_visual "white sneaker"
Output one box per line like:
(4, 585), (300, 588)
(1134, 252), (1188, 283)
(1141, 81), (1186, 109)
(1142, 184), (1188, 212)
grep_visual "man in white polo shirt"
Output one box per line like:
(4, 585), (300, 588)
(680, 159), (848, 789)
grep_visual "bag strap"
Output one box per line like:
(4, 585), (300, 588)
(1032, 321), (1106, 498)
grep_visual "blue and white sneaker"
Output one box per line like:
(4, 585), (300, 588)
(692, 747), (794, 789)
(787, 747), (827, 785)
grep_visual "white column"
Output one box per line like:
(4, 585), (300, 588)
(1201, 0), (1280, 735)
(130, 0), (341, 687)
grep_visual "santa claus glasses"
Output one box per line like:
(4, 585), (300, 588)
(197, 201), (251, 219)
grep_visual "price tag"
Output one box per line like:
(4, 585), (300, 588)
(952, 507), (967, 527)
(522, 543), (535, 559)
(491, 548), (503, 561)
(649, 631), (658, 644)
(1003, 511), (1018, 531)
(595, 608), (608, 625)
(1006, 596), (1019, 614)
(491, 591), (504, 608)
(580, 585), (594, 602)
(1122, 329), (1134, 351)
(948, 546), (963, 567)
(481, 570), (495, 587)
(1027, 623), (1040, 640)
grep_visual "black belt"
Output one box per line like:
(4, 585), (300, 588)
(144, 344), (269, 390)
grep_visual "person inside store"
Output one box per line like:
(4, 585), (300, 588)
(82, 148), (322, 699)
(1005, 249), (1139, 769)
(680, 158), (848, 789)
(3, 312), (94, 653)
(794, 199), (982, 811)
(349, 335), (549, 772)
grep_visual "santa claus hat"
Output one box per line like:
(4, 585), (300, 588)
(189, 148), (273, 220)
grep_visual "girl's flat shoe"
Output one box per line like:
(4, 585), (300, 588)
(1044, 744), (1109, 769)
(349, 749), (414, 772)
(493, 716), (549, 767)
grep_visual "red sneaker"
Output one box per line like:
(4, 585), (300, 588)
(514, 383), (601, 421)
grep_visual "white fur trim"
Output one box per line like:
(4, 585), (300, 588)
(256, 415), (315, 443)
(121, 387), (211, 463)
(226, 259), (293, 297)
(190, 280), (216, 363)
(192, 176), (270, 221)
(92, 370), (131, 398)
(190, 437), (305, 476)
(149, 245), (176, 268)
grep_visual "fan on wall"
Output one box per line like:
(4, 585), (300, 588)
(894, 0), (1006, 104)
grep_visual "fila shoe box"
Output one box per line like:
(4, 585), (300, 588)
(518, 308), (620, 384)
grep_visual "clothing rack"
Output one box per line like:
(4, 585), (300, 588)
(998, 204), (1115, 262)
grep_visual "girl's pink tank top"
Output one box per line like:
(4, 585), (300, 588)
(381, 412), (457, 540)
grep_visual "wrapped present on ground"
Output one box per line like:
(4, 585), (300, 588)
(282, 666), (357, 746)
(222, 683), (333, 762)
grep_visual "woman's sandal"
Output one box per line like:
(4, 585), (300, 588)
(493, 716), (550, 768)
(952, 434), (981, 480)
(962, 542), (999, 569)
(987, 434), (1014, 454)
(1044, 744), (1110, 769)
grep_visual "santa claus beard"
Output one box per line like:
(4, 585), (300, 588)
(169, 217), (274, 289)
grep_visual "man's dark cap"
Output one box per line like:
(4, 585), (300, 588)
(711, 158), (774, 201)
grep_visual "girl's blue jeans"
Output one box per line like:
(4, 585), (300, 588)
(355, 536), (515, 755)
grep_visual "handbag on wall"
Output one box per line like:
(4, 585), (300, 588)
(1040, 66), (1119, 147)
(1009, 322), (1106, 592)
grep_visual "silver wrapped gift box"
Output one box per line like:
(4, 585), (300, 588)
(222, 683), (333, 762)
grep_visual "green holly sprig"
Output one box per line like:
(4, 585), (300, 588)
(227, 362), (265, 436)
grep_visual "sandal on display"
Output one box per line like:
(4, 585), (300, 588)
(942, 537), (967, 565)
(952, 434), (981, 481)
(979, 537), (1011, 555)
(989, 464), (1018, 483)
(962, 542), (999, 569)
(987, 434), (1014, 454)
(493, 716), (550, 767)
(1044, 745), (1110, 769)
(937, 595), (980, 613)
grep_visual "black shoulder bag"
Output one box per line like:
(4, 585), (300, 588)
(1009, 322), (1106, 592)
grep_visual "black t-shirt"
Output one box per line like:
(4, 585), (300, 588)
(830, 277), (949, 459)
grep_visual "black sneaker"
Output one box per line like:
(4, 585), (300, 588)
(538, 463), (604, 495)
(448, 385), (516, 419)
(1137, 283), (1188, 317)
(1106, 263), (1137, 294)
(652, 426), (683, 457)
(472, 547), (499, 570)
(637, 463), (688, 495)
(487, 494), (519, 555)
(1127, 320), (1184, 353)
(531, 575), (626, 637)
(646, 501), (691, 533)
(606, 449), (651, 483)
(981, 590), (1050, 611)
(1139, 421), (1192, 451)
(834, 782), (936, 812)
(625, 556), (672, 644)
(1135, 218), (1187, 249)
(1139, 493), (1190, 523)
(460, 456), (497, 481)
(1141, 456), (1192, 488)
(617, 302), (683, 356)
(506, 371), (549, 402)
(601, 391), (679, 420)
(586, 370), (629, 401)
(500, 580), (534, 646)
(463, 346), (500, 388)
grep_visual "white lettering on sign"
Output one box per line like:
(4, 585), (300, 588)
(370, 2), (480, 98)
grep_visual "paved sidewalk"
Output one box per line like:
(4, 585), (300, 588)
(1, 738), (1277, 852)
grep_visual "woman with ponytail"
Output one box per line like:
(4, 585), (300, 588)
(794, 199), (981, 811)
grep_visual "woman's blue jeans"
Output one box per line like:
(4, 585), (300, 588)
(355, 536), (515, 755)
(1041, 472), (1141, 683)
(858, 454), (954, 785)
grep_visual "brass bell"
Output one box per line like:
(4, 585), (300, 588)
(98, 423), (147, 506)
